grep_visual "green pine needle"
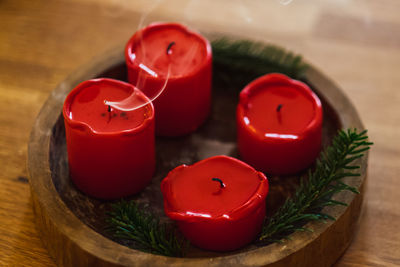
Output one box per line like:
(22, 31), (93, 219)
(212, 38), (309, 88)
(106, 39), (372, 255)
(107, 200), (187, 257)
(259, 129), (373, 243)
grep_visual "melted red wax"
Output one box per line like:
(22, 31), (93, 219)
(129, 25), (207, 78)
(244, 84), (316, 136)
(67, 82), (151, 133)
(166, 156), (265, 218)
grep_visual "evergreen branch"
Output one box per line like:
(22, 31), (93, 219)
(107, 200), (187, 257)
(259, 129), (372, 242)
(105, 39), (372, 254)
(211, 38), (309, 88)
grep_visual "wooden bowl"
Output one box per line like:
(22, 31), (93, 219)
(28, 44), (367, 266)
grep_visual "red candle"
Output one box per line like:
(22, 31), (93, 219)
(161, 155), (269, 251)
(63, 78), (155, 199)
(125, 22), (212, 136)
(237, 73), (323, 175)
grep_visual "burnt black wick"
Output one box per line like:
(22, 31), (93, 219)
(212, 178), (225, 188)
(276, 104), (283, 112)
(106, 105), (112, 123)
(166, 42), (176, 55)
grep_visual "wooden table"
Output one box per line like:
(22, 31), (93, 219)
(1, 0), (399, 266)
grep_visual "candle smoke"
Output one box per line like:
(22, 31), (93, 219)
(105, 1), (202, 111)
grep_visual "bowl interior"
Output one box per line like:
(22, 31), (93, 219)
(49, 62), (341, 257)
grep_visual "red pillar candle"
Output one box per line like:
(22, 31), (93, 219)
(161, 155), (269, 251)
(63, 78), (155, 199)
(125, 22), (212, 136)
(237, 73), (323, 175)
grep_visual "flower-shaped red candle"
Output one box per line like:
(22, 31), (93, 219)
(125, 22), (212, 136)
(63, 78), (155, 199)
(237, 73), (323, 175)
(161, 155), (269, 251)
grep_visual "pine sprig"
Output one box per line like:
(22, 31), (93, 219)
(107, 200), (187, 257)
(212, 38), (309, 88)
(259, 129), (373, 243)
(106, 39), (372, 255)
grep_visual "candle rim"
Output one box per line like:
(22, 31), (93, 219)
(161, 155), (269, 222)
(63, 78), (154, 136)
(237, 73), (323, 142)
(125, 22), (212, 81)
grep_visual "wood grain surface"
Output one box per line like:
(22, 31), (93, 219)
(1, 0), (399, 266)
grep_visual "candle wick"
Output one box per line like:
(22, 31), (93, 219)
(107, 105), (112, 122)
(166, 41), (176, 55)
(212, 177), (225, 188)
(276, 104), (283, 112)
